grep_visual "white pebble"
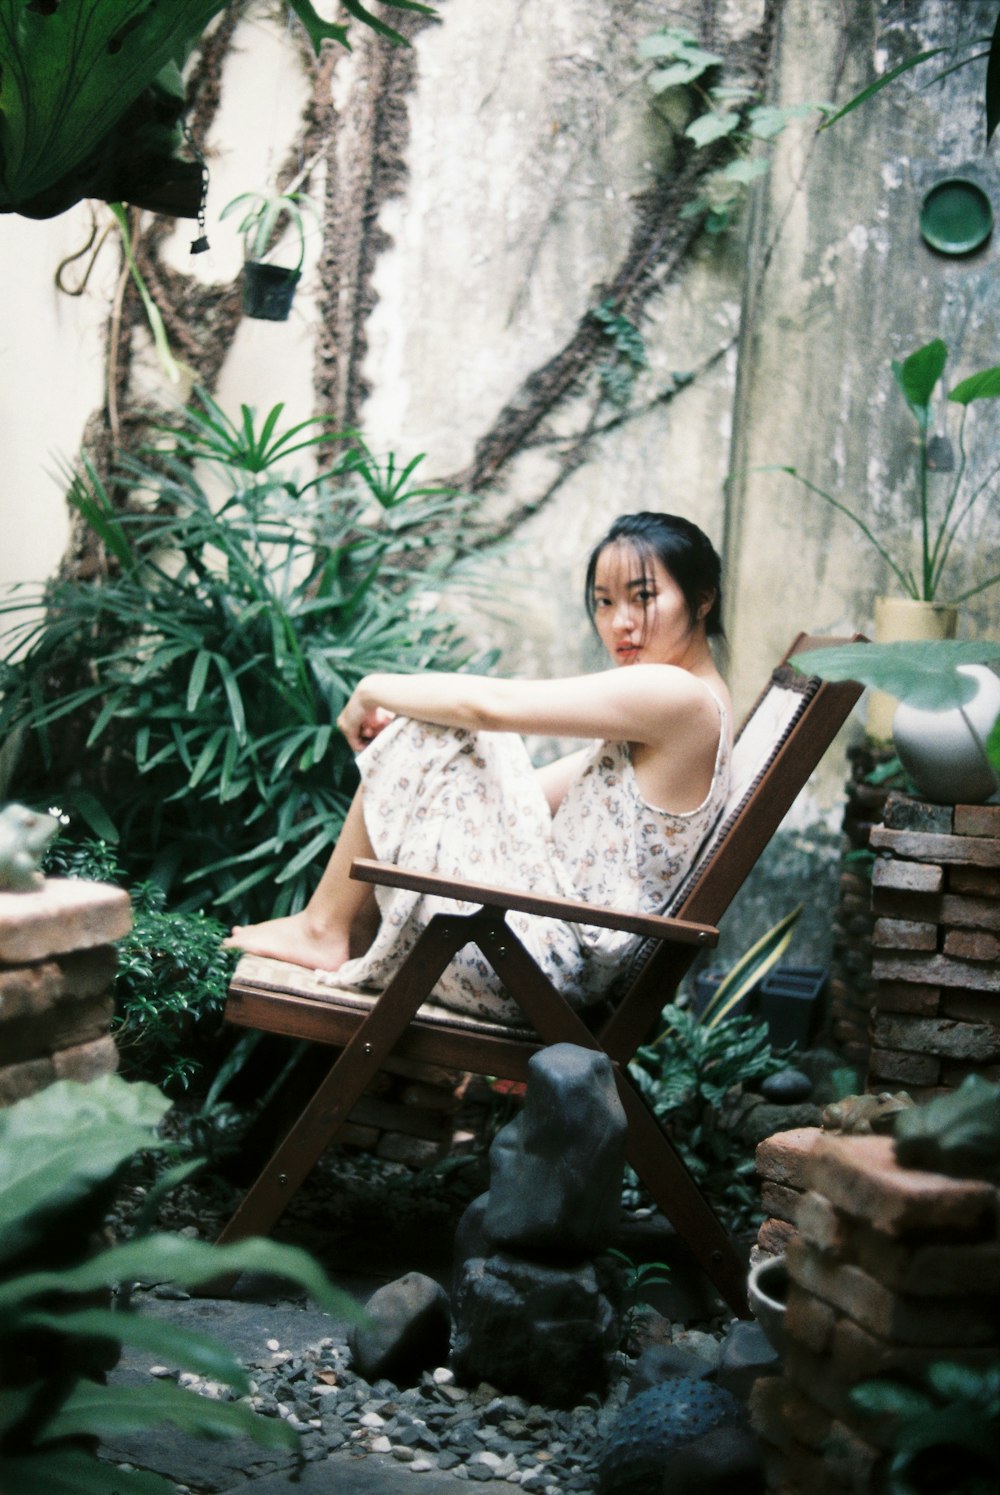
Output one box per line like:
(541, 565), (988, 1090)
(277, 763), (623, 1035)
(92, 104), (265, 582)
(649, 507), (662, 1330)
(432, 1366), (455, 1384)
(473, 1451), (504, 1470)
(266, 1338), (281, 1350)
(360, 1411), (386, 1428)
(148, 1365), (177, 1379)
(409, 1459), (436, 1473)
(370, 1435), (392, 1453)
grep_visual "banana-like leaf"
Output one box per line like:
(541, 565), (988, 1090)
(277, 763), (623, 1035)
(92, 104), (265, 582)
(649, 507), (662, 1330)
(700, 906), (801, 1028)
(0, 1231), (357, 1319)
(0, 0), (223, 211)
(43, 1378), (298, 1448)
(0, 1076), (169, 1267)
(791, 640), (1000, 711)
(16, 1306), (250, 1391)
(0, 1448), (175, 1495)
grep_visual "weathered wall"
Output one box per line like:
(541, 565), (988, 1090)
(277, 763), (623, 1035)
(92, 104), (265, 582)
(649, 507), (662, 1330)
(0, 0), (997, 965)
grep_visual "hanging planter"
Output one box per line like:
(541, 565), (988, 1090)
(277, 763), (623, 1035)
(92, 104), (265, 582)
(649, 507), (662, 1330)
(241, 262), (302, 322)
(221, 187), (319, 322)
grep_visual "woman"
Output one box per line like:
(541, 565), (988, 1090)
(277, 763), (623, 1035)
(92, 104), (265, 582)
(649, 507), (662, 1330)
(226, 511), (732, 1023)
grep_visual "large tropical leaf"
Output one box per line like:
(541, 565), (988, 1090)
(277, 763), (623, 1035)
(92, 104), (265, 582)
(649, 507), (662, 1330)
(791, 640), (1000, 711)
(0, 1449), (175, 1495)
(0, 0), (223, 210)
(0, 1231), (355, 1318)
(43, 1378), (298, 1448)
(0, 1076), (170, 1266)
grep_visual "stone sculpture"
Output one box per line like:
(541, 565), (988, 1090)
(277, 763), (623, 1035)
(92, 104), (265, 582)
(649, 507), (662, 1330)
(451, 1043), (627, 1406)
(0, 803), (58, 891)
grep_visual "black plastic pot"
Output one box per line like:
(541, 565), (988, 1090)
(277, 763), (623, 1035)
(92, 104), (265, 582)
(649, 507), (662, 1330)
(693, 963), (827, 1047)
(242, 261), (301, 321)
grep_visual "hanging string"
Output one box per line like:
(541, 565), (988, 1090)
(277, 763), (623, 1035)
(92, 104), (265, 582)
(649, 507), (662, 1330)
(184, 121), (211, 254)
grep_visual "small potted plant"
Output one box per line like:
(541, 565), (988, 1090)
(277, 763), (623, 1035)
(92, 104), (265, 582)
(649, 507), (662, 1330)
(221, 187), (320, 321)
(765, 340), (1000, 736)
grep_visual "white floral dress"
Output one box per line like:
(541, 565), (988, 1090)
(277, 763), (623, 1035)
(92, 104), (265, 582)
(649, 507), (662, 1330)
(328, 701), (730, 1024)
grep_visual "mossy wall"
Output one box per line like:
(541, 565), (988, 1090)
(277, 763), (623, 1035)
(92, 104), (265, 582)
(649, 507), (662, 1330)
(0, 0), (997, 964)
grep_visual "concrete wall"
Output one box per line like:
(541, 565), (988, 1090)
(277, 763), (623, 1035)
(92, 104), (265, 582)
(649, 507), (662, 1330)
(0, 0), (997, 962)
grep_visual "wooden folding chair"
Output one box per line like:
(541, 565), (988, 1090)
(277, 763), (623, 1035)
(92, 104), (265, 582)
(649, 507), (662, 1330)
(216, 634), (862, 1313)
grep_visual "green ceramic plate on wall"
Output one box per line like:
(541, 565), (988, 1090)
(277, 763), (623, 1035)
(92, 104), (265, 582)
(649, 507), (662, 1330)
(920, 178), (994, 255)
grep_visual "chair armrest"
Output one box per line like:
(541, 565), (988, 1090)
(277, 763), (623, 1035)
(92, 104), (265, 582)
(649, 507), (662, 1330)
(350, 858), (718, 948)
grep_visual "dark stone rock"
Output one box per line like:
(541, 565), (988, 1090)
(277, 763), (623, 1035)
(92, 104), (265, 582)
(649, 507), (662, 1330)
(348, 1272), (452, 1387)
(759, 1068), (812, 1104)
(451, 1252), (620, 1408)
(627, 1344), (713, 1399)
(659, 1422), (765, 1494)
(597, 1379), (744, 1495)
(481, 1043), (627, 1257)
(716, 1320), (779, 1400)
(742, 1100), (822, 1146)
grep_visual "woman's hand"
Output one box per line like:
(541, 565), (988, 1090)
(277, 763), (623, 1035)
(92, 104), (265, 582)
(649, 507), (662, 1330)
(337, 686), (396, 752)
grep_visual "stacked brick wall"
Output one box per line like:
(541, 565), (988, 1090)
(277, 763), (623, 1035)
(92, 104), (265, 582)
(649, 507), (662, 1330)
(867, 796), (1000, 1098)
(0, 880), (131, 1103)
(827, 746), (896, 1074)
(750, 1129), (1000, 1493)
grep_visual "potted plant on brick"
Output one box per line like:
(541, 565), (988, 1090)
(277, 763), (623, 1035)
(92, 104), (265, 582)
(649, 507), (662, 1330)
(221, 187), (320, 321)
(767, 340), (1000, 737)
(791, 639), (1000, 805)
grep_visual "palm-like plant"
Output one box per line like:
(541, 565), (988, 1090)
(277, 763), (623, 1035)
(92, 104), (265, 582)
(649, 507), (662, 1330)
(0, 393), (479, 921)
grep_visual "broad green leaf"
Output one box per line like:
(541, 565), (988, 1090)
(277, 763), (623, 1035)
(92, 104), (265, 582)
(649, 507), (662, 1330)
(637, 28), (699, 61)
(949, 364), (1000, 405)
(791, 641), (1000, 710)
(720, 157), (770, 184)
(0, 1), (224, 209)
(892, 339), (948, 425)
(17, 1307), (249, 1391)
(0, 1076), (168, 1266)
(0, 1232), (355, 1318)
(988, 714), (1000, 775)
(851, 1379), (935, 1417)
(685, 111), (740, 146)
(700, 906), (801, 1028)
(44, 1378), (298, 1449)
(649, 60), (712, 91)
(746, 102), (822, 138)
(0, 1449), (175, 1495)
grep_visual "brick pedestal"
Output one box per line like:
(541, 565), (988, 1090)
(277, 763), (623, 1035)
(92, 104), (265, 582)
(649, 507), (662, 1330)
(0, 879), (132, 1103)
(750, 1130), (1000, 1493)
(867, 796), (1000, 1098)
(827, 746), (899, 1076)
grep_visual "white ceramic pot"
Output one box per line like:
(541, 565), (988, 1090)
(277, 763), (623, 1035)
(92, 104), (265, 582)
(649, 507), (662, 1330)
(892, 664), (1000, 805)
(746, 1253), (788, 1353)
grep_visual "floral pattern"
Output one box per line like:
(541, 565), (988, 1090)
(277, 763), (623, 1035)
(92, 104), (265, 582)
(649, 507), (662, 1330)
(326, 704), (730, 1024)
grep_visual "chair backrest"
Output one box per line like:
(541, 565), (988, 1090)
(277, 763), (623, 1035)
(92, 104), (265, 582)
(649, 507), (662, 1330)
(598, 634), (863, 1057)
(670, 634), (862, 926)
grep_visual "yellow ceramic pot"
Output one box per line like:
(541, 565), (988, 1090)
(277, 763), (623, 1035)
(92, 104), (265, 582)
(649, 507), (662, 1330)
(867, 597), (958, 741)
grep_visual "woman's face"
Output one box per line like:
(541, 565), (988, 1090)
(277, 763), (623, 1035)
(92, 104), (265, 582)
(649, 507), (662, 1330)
(591, 541), (702, 668)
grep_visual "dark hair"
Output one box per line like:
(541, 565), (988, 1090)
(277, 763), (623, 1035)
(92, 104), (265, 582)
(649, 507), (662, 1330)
(584, 511), (725, 639)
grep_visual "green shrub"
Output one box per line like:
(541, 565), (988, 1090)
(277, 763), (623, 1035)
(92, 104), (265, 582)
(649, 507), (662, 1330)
(43, 837), (237, 1094)
(0, 393), (481, 923)
(0, 1073), (355, 1495)
(851, 1360), (1000, 1494)
(628, 1003), (788, 1230)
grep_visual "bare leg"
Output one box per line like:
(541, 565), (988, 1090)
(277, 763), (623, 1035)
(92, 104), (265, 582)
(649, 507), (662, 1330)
(224, 790), (380, 969)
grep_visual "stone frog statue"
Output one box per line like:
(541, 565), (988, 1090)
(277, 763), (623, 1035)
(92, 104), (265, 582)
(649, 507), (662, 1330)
(0, 803), (59, 891)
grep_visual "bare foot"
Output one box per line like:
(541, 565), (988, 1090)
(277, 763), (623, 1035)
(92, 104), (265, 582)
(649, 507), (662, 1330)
(223, 911), (353, 971)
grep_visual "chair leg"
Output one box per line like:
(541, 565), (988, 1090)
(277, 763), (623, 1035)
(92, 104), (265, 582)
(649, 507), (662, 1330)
(209, 914), (470, 1286)
(474, 919), (750, 1318)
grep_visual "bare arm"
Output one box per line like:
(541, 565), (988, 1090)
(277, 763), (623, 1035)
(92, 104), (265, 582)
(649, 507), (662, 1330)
(338, 665), (718, 752)
(535, 748), (592, 815)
